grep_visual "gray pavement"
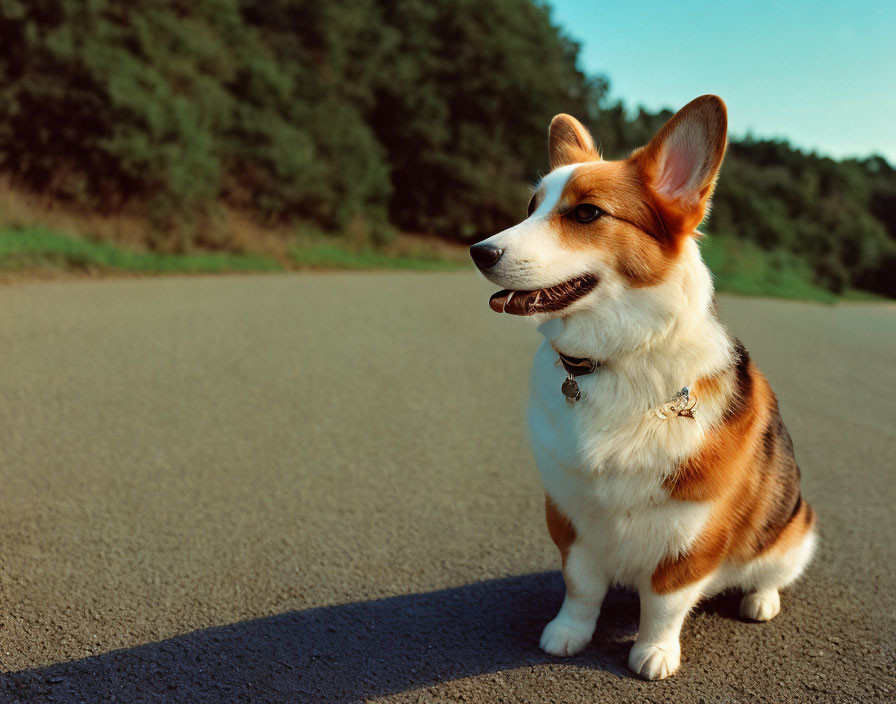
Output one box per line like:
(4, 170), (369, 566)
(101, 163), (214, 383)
(0, 272), (894, 703)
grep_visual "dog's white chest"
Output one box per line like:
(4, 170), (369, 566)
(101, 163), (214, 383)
(526, 339), (710, 584)
(526, 340), (583, 472)
(527, 339), (690, 475)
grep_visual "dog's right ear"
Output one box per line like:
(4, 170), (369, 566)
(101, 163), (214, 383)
(633, 95), (728, 235)
(549, 114), (598, 170)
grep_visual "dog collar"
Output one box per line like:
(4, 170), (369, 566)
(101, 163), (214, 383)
(553, 349), (698, 418)
(554, 350), (601, 404)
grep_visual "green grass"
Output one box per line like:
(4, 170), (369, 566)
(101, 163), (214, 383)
(288, 240), (467, 271)
(838, 288), (890, 302)
(0, 226), (468, 277)
(0, 227), (282, 274)
(699, 234), (839, 303)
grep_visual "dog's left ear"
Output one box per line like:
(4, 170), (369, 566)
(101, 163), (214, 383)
(549, 114), (598, 170)
(634, 95), (727, 235)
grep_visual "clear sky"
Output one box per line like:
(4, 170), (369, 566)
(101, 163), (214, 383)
(548, 0), (896, 162)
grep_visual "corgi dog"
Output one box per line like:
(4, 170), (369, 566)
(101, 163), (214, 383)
(470, 96), (816, 680)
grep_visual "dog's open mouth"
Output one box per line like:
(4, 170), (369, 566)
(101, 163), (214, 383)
(488, 274), (598, 316)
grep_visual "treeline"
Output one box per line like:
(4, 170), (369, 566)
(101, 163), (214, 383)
(0, 0), (893, 294)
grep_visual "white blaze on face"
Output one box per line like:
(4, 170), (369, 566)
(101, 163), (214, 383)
(476, 164), (593, 291)
(531, 164), (578, 220)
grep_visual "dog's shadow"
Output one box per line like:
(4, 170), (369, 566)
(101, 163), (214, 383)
(1, 572), (743, 703)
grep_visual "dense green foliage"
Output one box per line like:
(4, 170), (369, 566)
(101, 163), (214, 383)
(0, 0), (892, 295)
(0, 0), (590, 237)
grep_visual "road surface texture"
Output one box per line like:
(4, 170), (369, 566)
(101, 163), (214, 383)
(0, 272), (893, 703)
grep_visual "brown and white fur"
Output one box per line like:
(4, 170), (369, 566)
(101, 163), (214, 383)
(470, 96), (816, 680)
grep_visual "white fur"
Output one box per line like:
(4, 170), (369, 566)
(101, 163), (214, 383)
(490, 162), (816, 678)
(740, 588), (780, 622)
(540, 542), (608, 657)
(476, 165), (603, 294)
(628, 577), (708, 679)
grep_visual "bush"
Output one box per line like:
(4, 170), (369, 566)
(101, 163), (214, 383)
(0, 0), (892, 295)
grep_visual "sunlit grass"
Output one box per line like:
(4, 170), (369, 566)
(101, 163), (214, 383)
(0, 227), (281, 274)
(289, 226), (469, 271)
(288, 242), (467, 271)
(699, 234), (839, 303)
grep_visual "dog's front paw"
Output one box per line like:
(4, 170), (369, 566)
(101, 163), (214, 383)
(628, 641), (681, 680)
(740, 589), (780, 622)
(539, 616), (594, 657)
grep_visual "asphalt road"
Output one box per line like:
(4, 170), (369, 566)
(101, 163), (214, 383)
(0, 272), (894, 703)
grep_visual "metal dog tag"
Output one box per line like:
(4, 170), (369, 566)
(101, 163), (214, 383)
(561, 374), (581, 404)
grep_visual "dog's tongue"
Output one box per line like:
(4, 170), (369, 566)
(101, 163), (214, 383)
(489, 289), (538, 316)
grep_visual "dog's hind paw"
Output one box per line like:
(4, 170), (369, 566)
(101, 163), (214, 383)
(539, 616), (593, 657)
(628, 641), (681, 680)
(740, 589), (780, 622)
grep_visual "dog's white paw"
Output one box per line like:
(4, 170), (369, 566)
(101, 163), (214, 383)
(740, 589), (780, 621)
(539, 616), (593, 657)
(628, 641), (681, 680)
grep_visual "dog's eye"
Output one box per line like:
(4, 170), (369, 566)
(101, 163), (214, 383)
(570, 204), (603, 223)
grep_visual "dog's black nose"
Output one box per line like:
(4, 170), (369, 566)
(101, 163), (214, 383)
(470, 243), (503, 270)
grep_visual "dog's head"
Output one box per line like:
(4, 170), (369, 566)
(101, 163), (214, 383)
(471, 95), (727, 331)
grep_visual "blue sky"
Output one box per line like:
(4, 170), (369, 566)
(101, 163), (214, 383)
(548, 0), (896, 162)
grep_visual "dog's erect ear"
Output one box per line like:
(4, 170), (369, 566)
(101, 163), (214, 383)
(549, 114), (598, 170)
(634, 95), (727, 235)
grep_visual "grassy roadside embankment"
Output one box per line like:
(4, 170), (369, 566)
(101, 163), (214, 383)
(698, 235), (885, 302)
(0, 226), (470, 279)
(0, 225), (884, 302)
(0, 227), (282, 275)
